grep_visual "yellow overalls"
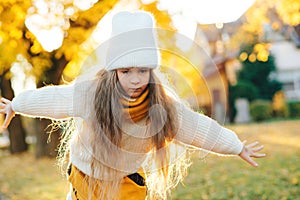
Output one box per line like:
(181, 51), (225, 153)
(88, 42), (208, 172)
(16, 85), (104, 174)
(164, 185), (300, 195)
(68, 165), (147, 200)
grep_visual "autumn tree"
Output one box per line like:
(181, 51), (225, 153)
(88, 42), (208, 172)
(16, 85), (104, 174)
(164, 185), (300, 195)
(0, 0), (32, 153)
(0, 0), (118, 157)
(29, 0), (118, 158)
(141, 1), (210, 110)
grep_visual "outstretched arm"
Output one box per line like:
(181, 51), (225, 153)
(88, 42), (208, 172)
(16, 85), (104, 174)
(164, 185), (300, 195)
(0, 98), (15, 129)
(0, 80), (95, 129)
(0, 84), (76, 130)
(174, 102), (266, 167)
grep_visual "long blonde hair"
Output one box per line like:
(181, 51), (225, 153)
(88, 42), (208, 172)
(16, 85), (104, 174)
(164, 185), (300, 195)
(58, 68), (193, 199)
(93, 69), (177, 151)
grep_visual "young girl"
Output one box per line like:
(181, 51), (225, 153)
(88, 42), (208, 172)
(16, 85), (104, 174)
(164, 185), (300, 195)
(0, 11), (265, 200)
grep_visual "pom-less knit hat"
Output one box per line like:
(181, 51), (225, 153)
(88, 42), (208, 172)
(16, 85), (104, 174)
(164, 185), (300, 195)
(105, 11), (160, 71)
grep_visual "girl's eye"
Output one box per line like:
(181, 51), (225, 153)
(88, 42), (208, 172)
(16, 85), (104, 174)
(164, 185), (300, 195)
(121, 70), (129, 74)
(139, 69), (148, 73)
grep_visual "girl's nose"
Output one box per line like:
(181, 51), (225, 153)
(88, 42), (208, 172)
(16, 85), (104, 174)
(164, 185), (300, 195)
(130, 75), (140, 84)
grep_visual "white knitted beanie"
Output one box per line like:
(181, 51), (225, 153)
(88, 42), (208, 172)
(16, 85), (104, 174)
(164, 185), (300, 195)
(105, 11), (160, 71)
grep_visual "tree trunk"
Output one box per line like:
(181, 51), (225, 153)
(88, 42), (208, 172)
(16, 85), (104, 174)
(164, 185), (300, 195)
(34, 118), (60, 158)
(0, 72), (28, 153)
(35, 55), (67, 158)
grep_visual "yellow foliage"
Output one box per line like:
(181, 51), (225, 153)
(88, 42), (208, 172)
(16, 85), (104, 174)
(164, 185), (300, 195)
(0, 0), (31, 72)
(228, 0), (298, 52)
(30, 40), (43, 54)
(276, 0), (300, 26)
(239, 52), (248, 62)
(161, 49), (208, 106)
(140, 2), (174, 31)
(257, 49), (269, 62)
(272, 91), (285, 111)
(248, 53), (256, 62)
(63, 60), (80, 80)
(253, 43), (265, 53)
(141, 2), (209, 106)
(31, 53), (53, 79)
(60, 0), (119, 80)
(9, 29), (23, 39)
(239, 43), (270, 62)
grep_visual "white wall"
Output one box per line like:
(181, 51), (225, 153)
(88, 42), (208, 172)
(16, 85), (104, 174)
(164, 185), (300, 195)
(271, 41), (300, 101)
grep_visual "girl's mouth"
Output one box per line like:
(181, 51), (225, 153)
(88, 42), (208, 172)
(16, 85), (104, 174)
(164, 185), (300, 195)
(129, 88), (142, 92)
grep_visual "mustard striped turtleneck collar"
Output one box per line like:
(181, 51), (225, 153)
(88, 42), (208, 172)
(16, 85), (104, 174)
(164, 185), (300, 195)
(120, 88), (149, 122)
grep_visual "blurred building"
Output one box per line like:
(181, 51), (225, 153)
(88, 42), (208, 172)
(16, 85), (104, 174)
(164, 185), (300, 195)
(186, 25), (240, 123)
(271, 40), (300, 101)
(262, 22), (300, 101)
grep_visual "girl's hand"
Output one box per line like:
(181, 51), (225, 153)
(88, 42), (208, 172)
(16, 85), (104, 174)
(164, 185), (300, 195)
(239, 140), (266, 167)
(0, 97), (15, 129)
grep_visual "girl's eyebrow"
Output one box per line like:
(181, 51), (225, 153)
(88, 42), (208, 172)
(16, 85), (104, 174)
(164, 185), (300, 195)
(122, 67), (135, 70)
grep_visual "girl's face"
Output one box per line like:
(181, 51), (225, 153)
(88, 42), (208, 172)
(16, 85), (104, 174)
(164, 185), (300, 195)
(116, 67), (150, 98)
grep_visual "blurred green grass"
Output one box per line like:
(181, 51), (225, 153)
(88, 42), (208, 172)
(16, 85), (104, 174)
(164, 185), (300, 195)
(172, 119), (300, 200)
(0, 119), (299, 200)
(0, 149), (68, 200)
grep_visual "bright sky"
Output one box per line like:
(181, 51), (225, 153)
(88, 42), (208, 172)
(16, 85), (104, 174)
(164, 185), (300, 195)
(156, 0), (256, 24)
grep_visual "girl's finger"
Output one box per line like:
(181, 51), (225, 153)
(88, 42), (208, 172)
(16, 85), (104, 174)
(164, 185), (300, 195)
(1, 98), (10, 103)
(2, 114), (13, 129)
(245, 156), (258, 167)
(252, 153), (267, 158)
(247, 141), (259, 148)
(252, 145), (264, 152)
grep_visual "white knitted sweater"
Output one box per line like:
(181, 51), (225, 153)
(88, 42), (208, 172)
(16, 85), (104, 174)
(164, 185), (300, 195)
(11, 79), (243, 179)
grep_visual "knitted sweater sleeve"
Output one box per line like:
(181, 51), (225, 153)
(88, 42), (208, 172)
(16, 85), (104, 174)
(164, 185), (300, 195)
(11, 84), (76, 119)
(174, 103), (243, 155)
